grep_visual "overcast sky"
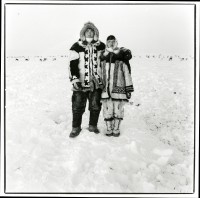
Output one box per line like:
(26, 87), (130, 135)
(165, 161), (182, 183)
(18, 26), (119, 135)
(5, 3), (194, 56)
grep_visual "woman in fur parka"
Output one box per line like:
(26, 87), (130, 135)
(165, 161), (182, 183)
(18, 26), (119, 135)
(100, 35), (134, 137)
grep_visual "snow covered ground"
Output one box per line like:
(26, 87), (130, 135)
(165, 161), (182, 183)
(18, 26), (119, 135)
(5, 54), (194, 193)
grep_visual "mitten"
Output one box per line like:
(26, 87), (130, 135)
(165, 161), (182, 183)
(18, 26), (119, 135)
(73, 82), (83, 91)
(106, 47), (114, 53)
(126, 92), (131, 99)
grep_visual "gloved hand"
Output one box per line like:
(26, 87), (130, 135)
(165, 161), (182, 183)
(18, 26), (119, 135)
(103, 49), (110, 56)
(113, 40), (118, 50)
(73, 82), (83, 91)
(126, 92), (131, 99)
(106, 47), (114, 53)
(124, 49), (132, 60)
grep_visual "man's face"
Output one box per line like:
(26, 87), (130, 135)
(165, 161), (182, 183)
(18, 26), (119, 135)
(85, 28), (95, 38)
(107, 39), (116, 49)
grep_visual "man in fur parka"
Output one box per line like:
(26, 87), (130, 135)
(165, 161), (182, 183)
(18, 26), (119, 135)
(100, 35), (134, 137)
(68, 22), (105, 138)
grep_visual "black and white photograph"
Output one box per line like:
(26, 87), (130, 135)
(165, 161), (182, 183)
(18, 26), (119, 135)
(1, 0), (199, 197)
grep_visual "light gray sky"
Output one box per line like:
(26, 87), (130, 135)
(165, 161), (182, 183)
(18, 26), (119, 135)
(6, 4), (194, 56)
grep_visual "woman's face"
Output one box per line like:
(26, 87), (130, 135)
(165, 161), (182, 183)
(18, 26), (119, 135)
(85, 28), (95, 38)
(107, 40), (116, 49)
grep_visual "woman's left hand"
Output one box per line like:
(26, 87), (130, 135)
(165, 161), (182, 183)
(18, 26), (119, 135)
(126, 92), (131, 99)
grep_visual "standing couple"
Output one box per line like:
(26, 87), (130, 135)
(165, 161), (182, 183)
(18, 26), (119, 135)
(68, 22), (134, 138)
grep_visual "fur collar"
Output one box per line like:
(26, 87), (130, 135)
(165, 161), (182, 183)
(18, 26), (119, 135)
(78, 39), (101, 48)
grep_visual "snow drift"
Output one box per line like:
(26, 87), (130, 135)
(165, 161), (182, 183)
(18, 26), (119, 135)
(5, 54), (194, 193)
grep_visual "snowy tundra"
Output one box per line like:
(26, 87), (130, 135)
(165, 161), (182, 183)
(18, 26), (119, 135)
(5, 54), (194, 193)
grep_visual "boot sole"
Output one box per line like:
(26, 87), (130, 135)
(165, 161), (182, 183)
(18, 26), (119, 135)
(89, 131), (100, 134)
(105, 133), (113, 137)
(88, 126), (100, 134)
(112, 133), (120, 137)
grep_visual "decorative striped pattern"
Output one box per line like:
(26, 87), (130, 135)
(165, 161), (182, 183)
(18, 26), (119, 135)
(69, 40), (105, 88)
(125, 85), (134, 92)
(112, 61), (126, 94)
(102, 61), (107, 93)
(84, 47), (90, 87)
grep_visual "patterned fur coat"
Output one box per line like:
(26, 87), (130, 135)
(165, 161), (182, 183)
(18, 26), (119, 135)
(100, 48), (134, 100)
(68, 22), (105, 90)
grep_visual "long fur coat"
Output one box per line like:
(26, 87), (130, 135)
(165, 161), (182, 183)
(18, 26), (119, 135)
(100, 48), (134, 100)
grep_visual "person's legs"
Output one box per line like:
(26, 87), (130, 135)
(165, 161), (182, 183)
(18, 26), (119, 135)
(70, 91), (87, 137)
(88, 89), (102, 133)
(112, 118), (122, 137)
(113, 100), (125, 137)
(102, 98), (114, 136)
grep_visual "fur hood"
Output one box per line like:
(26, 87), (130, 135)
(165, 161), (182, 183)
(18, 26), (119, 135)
(77, 39), (101, 48)
(80, 21), (99, 41)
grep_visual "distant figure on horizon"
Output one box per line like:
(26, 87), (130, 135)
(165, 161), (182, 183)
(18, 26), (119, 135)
(169, 56), (173, 61)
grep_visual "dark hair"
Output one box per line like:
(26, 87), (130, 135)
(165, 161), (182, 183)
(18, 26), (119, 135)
(106, 35), (116, 41)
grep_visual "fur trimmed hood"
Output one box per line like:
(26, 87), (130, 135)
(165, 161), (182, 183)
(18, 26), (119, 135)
(78, 39), (101, 48)
(80, 21), (99, 41)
